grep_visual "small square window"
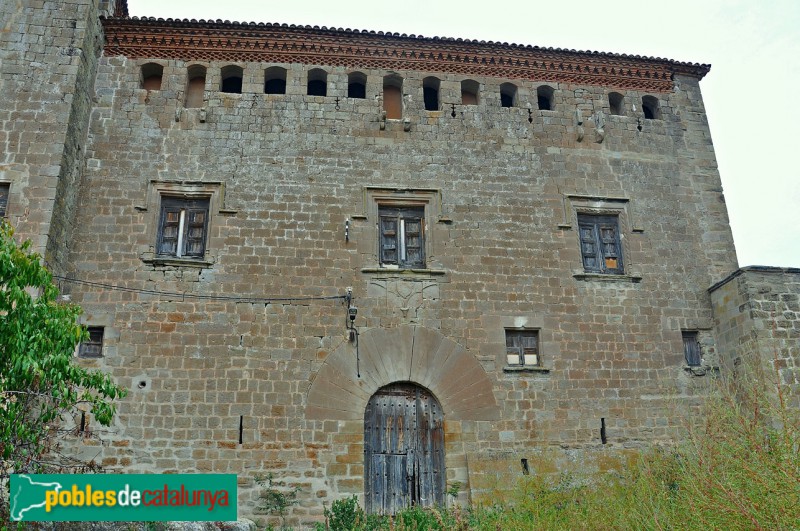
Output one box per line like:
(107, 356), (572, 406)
(157, 197), (210, 259)
(505, 330), (540, 367)
(578, 214), (623, 274)
(379, 205), (425, 268)
(79, 327), (104, 358)
(683, 331), (701, 366)
(0, 183), (9, 218)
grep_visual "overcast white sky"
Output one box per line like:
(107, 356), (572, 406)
(129, 0), (800, 268)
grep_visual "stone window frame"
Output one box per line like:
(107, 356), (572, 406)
(307, 67), (328, 97)
(220, 64), (244, 94)
(74, 312), (118, 362)
(356, 187), (448, 275)
(642, 95), (661, 120)
(461, 79), (480, 105)
(536, 84), (555, 111)
(500, 82), (518, 108)
(185, 64), (207, 108)
(383, 74), (404, 120)
(608, 92), (625, 116)
(558, 194), (643, 283)
(264, 66), (288, 95)
(347, 71), (367, 99)
(137, 180), (235, 268)
(423, 76), (441, 111)
(482, 314), (556, 374)
(140, 62), (163, 91)
(679, 327), (718, 376)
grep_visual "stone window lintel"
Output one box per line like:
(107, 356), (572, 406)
(558, 194), (644, 233)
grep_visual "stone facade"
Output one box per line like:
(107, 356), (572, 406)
(3, 0), (794, 526)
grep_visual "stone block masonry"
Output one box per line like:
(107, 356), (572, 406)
(711, 267), (800, 408)
(7, 3), (784, 527)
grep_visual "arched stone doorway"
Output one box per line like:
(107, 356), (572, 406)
(364, 382), (445, 514)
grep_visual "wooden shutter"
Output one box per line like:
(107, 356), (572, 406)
(506, 331), (539, 366)
(79, 327), (104, 358)
(578, 222), (599, 271)
(158, 197), (209, 258)
(158, 206), (181, 256)
(578, 214), (623, 274)
(598, 221), (622, 273)
(0, 183), (9, 217)
(683, 332), (701, 366)
(380, 215), (399, 264)
(184, 206), (207, 257)
(379, 206), (425, 268)
(403, 214), (424, 268)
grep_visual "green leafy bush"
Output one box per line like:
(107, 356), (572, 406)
(0, 220), (126, 518)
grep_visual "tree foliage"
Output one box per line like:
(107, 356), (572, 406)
(0, 220), (126, 479)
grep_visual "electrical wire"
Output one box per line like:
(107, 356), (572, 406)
(52, 275), (348, 304)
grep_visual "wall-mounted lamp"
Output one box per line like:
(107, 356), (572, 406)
(345, 218), (350, 242)
(346, 300), (360, 378)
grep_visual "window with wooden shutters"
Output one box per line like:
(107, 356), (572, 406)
(157, 197), (209, 259)
(505, 330), (540, 367)
(379, 206), (425, 268)
(578, 214), (623, 274)
(78, 327), (104, 358)
(0, 183), (9, 217)
(683, 331), (701, 366)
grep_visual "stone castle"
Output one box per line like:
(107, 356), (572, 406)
(1, 0), (797, 525)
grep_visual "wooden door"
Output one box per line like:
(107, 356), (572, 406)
(364, 383), (445, 514)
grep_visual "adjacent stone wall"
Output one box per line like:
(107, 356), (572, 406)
(711, 267), (800, 407)
(0, 0), (108, 273)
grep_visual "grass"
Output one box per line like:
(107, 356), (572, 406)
(316, 368), (799, 531)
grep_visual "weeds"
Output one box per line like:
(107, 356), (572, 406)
(255, 473), (300, 530)
(310, 367), (798, 530)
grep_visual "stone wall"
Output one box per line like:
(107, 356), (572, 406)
(711, 267), (800, 407)
(0, 0), (112, 273)
(4, 5), (747, 526)
(56, 53), (738, 524)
